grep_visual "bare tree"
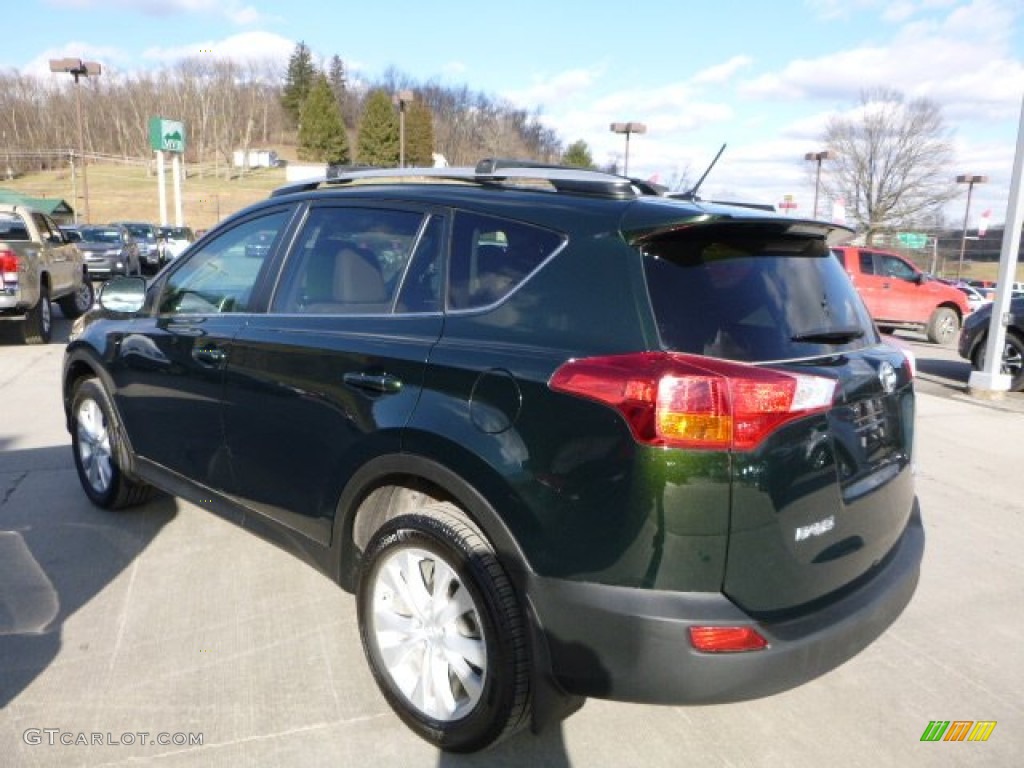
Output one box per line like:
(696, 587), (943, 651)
(822, 88), (958, 244)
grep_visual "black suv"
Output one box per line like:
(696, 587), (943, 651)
(62, 161), (924, 752)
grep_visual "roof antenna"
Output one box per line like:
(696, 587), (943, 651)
(679, 143), (726, 201)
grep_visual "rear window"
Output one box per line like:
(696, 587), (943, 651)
(80, 228), (123, 244)
(642, 226), (876, 362)
(0, 214), (30, 240)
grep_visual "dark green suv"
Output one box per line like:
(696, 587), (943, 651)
(62, 161), (924, 752)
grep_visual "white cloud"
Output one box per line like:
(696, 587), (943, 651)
(692, 56), (754, 85)
(441, 61), (468, 77)
(502, 67), (604, 110)
(141, 31), (295, 68)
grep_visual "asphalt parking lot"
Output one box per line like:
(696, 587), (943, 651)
(1, 318), (1022, 767)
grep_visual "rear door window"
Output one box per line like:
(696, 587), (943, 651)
(642, 226), (876, 362)
(272, 206), (431, 314)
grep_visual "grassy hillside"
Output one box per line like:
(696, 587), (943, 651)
(2, 161), (290, 231)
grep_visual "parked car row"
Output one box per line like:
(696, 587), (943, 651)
(60, 221), (196, 278)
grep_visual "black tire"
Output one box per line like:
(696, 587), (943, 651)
(357, 503), (531, 753)
(974, 331), (1024, 392)
(70, 377), (153, 509)
(57, 276), (95, 319)
(926, 306), (959, 345)
(20, 286), (52, 344)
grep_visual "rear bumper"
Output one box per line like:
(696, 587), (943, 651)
(527, 500), (924, 704)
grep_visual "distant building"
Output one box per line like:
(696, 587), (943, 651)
(285, 164), (327, 183)
(0, 189), (76, 225)
(232, 149), (280, 169)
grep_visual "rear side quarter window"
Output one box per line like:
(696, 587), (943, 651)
(448, 211), (563, 310)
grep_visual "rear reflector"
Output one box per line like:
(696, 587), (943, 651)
(883, 337), (916, 379)
(549, 352), (836, 451)
(689, 626), (768, 653)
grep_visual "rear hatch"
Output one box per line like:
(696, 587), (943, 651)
(634, 210), (916, 615)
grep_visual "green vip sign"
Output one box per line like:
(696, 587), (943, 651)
(149, 117), (186, 153)
(897, 232), (928, 249)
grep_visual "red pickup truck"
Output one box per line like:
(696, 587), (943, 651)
(832, 245), (970, 345)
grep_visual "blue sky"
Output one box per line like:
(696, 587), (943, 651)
(9, 0), (1024, 225)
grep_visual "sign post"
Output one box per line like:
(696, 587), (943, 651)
(149, 117), (186, 226)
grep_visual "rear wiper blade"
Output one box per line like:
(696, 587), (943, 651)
(791, 327), (865, 343)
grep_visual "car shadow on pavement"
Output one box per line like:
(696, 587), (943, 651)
(435, 724), (572, 768)
(0, 314), (75, 346)
(915, 355), (972, 386)
(0, 442), (176, 709)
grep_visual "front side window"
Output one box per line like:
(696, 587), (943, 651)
(32, 213), (59, 242)
(643, 225), (876, 362)
(158, 210), (289, 315)
(273, 206), (428, 314)
(877, 253), (916, 281)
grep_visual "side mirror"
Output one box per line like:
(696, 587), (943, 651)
(98, 276), (147, 314)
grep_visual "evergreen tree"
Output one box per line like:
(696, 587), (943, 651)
(281, 42), (316, 128)
(561, 140), (594, 169)
(405, 99), (435, 167)
(357, 89), (400, 166)
(298, 73), (350, 165)
(327, 55), (347, 116)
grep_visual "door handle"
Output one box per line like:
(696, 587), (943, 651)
(343, 372), (403, 394)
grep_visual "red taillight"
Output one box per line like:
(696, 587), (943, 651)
(0, 248), (20, 280)
(549, 352), (836, 451)
(689, 626), (768, 653)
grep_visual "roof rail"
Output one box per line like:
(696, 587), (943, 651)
(270, 159), (643, 200)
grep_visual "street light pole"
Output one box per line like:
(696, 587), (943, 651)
(804, 150), (830, 219)
(610, 122), (647, 177)
(956, 173), (988, 281)
(392, 90), (414, 168)
(49, 58), (101, 223)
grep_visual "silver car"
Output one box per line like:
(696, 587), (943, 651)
(74, 224), (142, 279)
(110, 221), (160, 273)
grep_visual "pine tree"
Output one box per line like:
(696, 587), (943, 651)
(281, 42), (317, 128)
(298, 74), (350, 165)
(327, 55), (347, 118)
(561, 140), (594, 169)
(405, 100), (435, 167)
(357, 89), (399, 166)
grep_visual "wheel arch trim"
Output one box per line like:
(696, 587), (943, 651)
(333, 451), (535, 591)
